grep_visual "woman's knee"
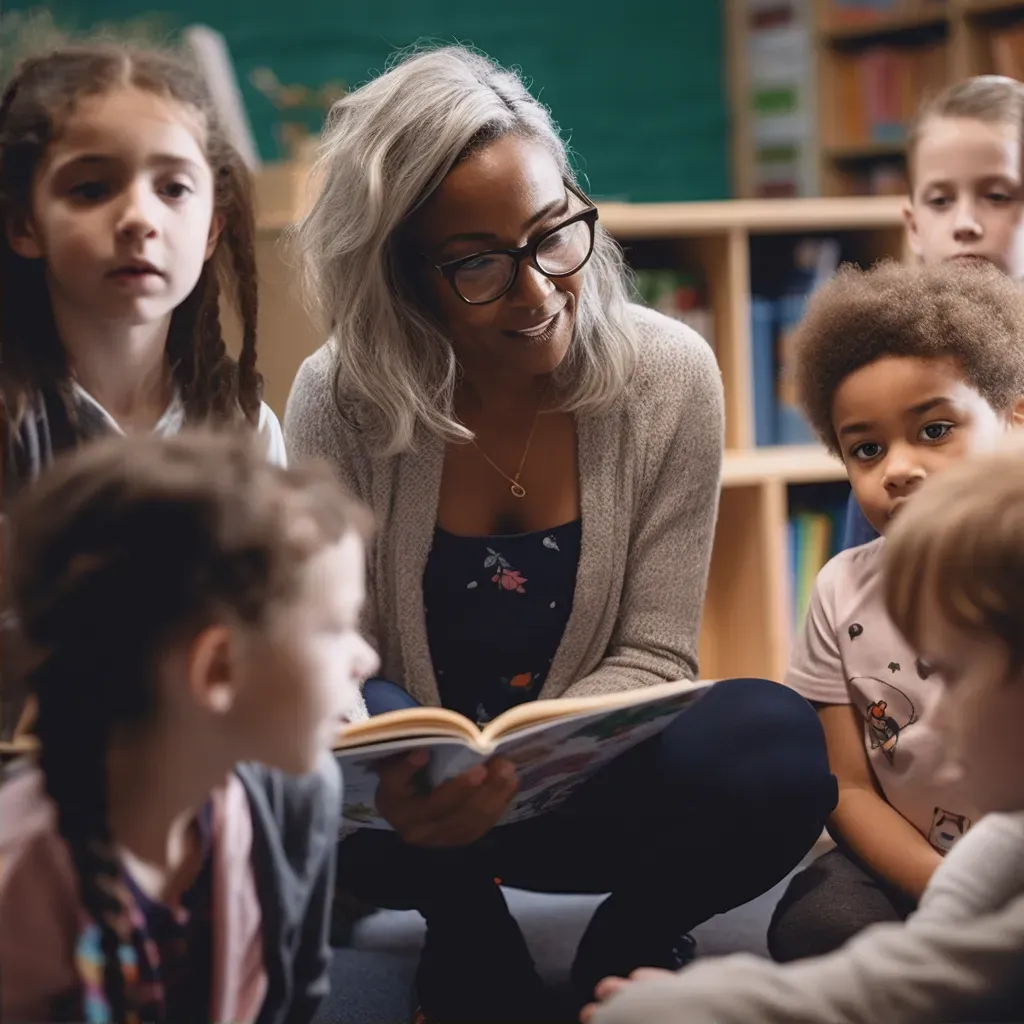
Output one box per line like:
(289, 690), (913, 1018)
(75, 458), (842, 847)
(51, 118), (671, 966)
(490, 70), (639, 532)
(694, 677), (837, 820)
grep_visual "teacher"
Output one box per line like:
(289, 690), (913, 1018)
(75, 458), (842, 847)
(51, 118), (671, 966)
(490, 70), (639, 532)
(285, 45), (836, 1024)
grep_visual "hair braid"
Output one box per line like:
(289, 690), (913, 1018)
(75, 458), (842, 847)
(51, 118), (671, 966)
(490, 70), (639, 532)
(34, 649), (130, 1021)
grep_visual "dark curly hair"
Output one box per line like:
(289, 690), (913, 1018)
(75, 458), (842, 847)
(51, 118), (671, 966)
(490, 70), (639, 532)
(0, 41), (261, 431)
(8, 430), (369, 1021)
(795, 260), (1024, 456)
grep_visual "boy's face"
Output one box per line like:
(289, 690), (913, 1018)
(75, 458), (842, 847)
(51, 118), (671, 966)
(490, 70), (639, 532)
(917, 613), (1024, 815)
(905, 116), (1024, 279)
(833, 354), (1011, 535)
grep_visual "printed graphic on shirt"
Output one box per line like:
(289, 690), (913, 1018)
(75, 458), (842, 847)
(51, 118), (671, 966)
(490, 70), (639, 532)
(852, 674), (918, 764)
(928, 807), (972, 853)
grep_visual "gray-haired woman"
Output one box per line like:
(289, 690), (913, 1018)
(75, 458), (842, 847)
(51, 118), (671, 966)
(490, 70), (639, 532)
(285, 45), (836, 1024)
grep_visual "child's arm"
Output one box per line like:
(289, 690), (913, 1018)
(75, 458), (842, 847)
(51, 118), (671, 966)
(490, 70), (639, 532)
(821, 702), (941, 900)
(586, 888), (1024, 1024)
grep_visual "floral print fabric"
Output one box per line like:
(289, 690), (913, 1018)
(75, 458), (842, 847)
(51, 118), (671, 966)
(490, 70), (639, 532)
(424, 520), (581, 723)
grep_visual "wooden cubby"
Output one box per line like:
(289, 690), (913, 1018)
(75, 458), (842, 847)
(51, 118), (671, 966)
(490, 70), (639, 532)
(810, 0), (1024, 195)
(253, 181), (905, 683)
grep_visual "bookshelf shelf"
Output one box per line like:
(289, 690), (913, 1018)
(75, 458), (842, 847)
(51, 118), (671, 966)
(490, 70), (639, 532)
(963, 0), (1024, 21)
(251, 182), (902, 683)
(820, 8), (949, 44)
(722, 446), (845, 487)
(752, 0), (1024, 196)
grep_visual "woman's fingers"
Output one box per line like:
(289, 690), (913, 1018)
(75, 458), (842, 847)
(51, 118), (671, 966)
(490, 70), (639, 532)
(406, 759), (518, 847)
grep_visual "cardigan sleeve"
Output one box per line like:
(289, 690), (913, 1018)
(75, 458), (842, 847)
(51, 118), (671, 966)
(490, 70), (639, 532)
(563, 325), (724, 698)
(284, 348), (380, 658)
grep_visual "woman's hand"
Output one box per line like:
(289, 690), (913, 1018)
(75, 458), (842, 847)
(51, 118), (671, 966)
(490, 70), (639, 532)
(579, 969), (674, 1023)
(376, 750), (518, 847)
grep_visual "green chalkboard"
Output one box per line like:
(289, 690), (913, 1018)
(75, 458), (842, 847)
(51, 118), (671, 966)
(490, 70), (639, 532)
(5, 2), (729, 201)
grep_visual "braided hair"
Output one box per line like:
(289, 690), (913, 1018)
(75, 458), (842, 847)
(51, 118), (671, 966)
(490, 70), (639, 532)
(0, 41), (262, 433)
(6, 430), (368, 1019)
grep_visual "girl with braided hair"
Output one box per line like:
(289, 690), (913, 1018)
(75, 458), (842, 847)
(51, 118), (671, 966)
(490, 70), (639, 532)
(0, 38), (285, 737)
(0, 430), (378, 1022)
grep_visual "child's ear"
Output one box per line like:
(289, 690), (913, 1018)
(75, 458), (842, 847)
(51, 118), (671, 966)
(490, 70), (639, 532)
(903, 201), (924, 261)
(187, 624), (239, 714)
(6, 213), (43, 260)
(205, 213), (225, 261)
(1009, 396), (1024, 430)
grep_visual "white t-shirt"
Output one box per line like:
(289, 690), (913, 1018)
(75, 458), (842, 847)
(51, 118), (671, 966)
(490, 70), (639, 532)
(73, 383), (287, 467)
(785, 537), (976, 851)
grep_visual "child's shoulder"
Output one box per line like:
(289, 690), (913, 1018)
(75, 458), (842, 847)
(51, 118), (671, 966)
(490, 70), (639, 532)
(0, 767), (75, 897)
(814, 536), (886, 611)
(235, 753), (341, 853)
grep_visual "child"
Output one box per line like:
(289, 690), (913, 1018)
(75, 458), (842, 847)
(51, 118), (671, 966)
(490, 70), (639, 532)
(582, 440), (1024, 1023)
(763, 260), (1024, 962)
(0, 40), (285, 737)
(0, 430), (379, 1023)
(844, 74), (1024, 549)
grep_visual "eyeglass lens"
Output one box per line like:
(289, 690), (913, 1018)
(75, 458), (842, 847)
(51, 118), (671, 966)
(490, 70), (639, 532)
(454, 217), (593, 303)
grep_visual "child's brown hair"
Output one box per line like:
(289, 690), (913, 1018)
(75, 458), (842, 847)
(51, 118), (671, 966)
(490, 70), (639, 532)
(7, 430), (369, 1020)
(906, 75), (1024, 189)
(885, 438), (1024, 677)
(794, 260), (1024, 455)
(0, 41), (261, 428)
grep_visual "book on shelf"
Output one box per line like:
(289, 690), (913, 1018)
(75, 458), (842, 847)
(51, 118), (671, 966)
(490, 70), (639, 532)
(752, 239), (841, 446)
(991, 23), (1024, 80)
(832, 42), (946, 149)
(823, 0), (944, 28)
(333, 678), (713, 832)
(789, 500), (848, 633)
(634, 270), (715, 350)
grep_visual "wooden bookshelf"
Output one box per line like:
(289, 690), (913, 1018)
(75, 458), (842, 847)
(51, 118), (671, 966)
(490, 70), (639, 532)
(810, 0), (1024, 195)
(253, 183), (904, 682)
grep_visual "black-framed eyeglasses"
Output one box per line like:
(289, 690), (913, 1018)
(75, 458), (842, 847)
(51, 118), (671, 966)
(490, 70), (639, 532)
(424, 185), (599, 305)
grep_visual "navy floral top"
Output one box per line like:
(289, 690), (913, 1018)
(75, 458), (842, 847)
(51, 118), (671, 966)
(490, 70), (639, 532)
(423, 519), (582, 724)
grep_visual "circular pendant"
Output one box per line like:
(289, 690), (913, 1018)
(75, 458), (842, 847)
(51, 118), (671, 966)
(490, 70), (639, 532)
(510, 481), (527, 499)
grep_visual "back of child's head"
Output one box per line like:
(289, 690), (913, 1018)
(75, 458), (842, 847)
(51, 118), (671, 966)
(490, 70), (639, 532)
(885, 439), (1024, 672)
(7, 429), (368, 1019)
(0, 38), (260, 427)
(795, 260), (1024, 454)
(884, 440), (1024, 816)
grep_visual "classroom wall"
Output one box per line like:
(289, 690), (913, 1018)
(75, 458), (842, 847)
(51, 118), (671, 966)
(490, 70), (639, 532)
(9, 1), (730, 202)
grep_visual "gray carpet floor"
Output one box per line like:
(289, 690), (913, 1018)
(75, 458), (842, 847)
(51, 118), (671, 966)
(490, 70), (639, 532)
(315, 840), (829, 1023)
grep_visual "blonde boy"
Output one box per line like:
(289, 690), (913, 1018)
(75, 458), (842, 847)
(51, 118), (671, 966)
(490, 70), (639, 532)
(583, 328), (1024, 1024)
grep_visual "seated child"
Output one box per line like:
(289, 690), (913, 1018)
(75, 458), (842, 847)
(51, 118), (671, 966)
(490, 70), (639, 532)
(763, 259), (1024, 963)
(0, 431), (378, 1023)
(843, 74), (1024, 549)
(582, 408), (1024, 1024)
(765, 260), (1024, 962)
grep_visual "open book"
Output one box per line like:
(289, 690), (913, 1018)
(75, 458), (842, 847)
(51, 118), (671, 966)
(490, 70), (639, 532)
(333, 677), (715, 832)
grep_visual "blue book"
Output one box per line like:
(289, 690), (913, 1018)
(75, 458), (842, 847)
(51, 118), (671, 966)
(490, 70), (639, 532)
(751, 297), (777, 446)
(775, 293), (817, 445)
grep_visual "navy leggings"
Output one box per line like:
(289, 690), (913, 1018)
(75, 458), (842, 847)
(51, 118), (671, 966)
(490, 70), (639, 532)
(337, 677), (836, 1017)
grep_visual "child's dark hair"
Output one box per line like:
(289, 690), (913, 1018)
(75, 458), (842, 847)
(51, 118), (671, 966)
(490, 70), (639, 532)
(907, 76), (1024, 190)
(795, 260), (1024, 456)
(7, 430), (369, 1019)
(0, 41), (261, 429)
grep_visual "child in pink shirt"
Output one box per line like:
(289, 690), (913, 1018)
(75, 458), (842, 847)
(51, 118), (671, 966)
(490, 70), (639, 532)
(765, 260), (1024, 961)
(0, 431), (378, 1022)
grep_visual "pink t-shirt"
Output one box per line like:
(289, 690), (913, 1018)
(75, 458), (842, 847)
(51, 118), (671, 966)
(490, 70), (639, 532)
(786, 537), (976, 853)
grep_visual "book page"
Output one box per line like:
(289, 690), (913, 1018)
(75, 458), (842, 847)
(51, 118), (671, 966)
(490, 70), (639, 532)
(480, 677), (710, 742)
(337, 737), (490, 834)
(490, 681), (710, 823)
(333, 705), (482, 751)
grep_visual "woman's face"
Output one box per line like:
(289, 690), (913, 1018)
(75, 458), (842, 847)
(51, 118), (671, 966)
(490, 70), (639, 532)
(409, 134), (588, 381)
